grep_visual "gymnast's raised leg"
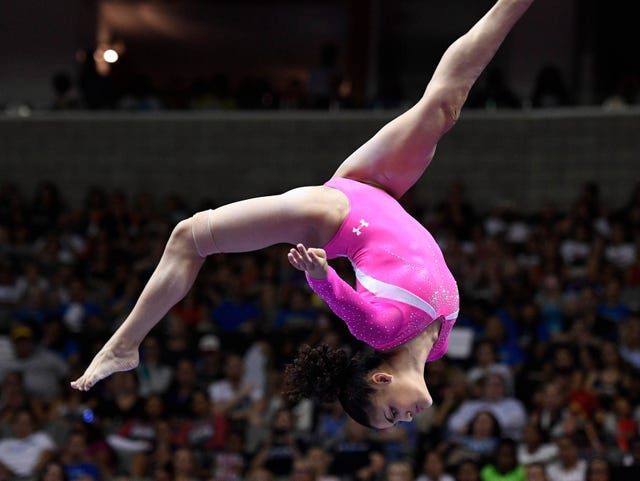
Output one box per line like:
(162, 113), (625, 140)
(332, 0), (534, 199)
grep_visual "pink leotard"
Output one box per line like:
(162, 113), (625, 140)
(306, 177), (459, 362)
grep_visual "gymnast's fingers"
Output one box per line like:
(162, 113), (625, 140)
(288, 249), (303, 269)
(297, 244), (314, 265)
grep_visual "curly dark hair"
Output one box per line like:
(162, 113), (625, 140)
(283, 344), (386, 428)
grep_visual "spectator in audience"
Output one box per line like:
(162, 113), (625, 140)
(14, 260), (50, 304)
(517, 421), (558, 466)
(171, 447), (200, 481)
(315, 401), (349, 449)
(444, 411), (502, 467)
(246, 467), (274, 481)
(604, 223), (636, 270)
(306, 445), (339, 481)
(385, 460), (414, 481)
(598, 395), (637, 453)
(447, 373), (527, 440)
(328, 418), (385, 481)
(481, 316), (525, 369)
(251, 407), (304, 478)
(616, 437), (640, 481)
(136, 336), (173, 397)
(416, 451), (455, 481)
(0, 408), (56, 479)
(586, 458), (610, 481)
(291, 457), (318, 481)
(161, 316), (194, 365)
(130, 419), (175, 481)
(39, 459), (70, 481)
(58, 278), (100, 335)
(546, 436), (587, 481)
(94, 371), (143, 431)
(164, 358), (199, 419)
(524, 463), (548, 481)
(212, 430), (248, 481)
(0, 324), (69, 401)
(174, 389), (229, 461)
(61, 429), (101, 481)
(426, 367), (470, 441)
(41, 316), (81, 369)
(585, 342), (629, 410)
(195, 334), (223, 388)
(479, 438), (525, 481)
(467, 341), (513, 396)
(209, 352), (264, 430)
(531, 382), (570, 440)
(0, 371), (29, 435)
(618, 317), (640, 369)
(455, 460), (481, 481)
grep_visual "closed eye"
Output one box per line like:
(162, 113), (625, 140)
(384, 407), (397, 426)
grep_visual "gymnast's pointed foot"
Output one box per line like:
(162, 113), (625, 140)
(71, 339), (140, 391)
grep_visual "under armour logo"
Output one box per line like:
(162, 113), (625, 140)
(352, 219), (369, 236)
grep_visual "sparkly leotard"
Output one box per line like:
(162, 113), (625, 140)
(306, 178), (459, 361)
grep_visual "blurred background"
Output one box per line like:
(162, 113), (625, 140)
(1, 1), (640, 481)
(1, 0), (638, 111)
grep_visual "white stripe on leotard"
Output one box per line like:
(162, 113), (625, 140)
(353, 264), (440, 318)
(353, 264), (459, 321)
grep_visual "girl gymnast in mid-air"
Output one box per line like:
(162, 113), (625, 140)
(72, 0), (535, 429)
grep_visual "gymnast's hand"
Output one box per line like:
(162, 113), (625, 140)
(288, 243), (328, 279)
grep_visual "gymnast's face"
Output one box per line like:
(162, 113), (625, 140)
(367, 370), (433, 429)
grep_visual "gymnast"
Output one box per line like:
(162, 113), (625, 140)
(72, 0), (535, 429)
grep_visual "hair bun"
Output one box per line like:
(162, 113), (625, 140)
(284, 344), (349, 404)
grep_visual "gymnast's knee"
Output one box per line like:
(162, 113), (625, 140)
(187, 210), (220, 258)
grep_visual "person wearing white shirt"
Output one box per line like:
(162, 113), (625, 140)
(0, 409), (56, 478)
(208, 353), (263, 426)
(546, 436), (587, 481)
(447, 372), (527, 440)
(517, 422), (559, 466)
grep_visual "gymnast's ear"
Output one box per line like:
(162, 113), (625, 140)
(370, 372), (393, 384)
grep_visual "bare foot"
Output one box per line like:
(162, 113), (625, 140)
(71, 342), (140, 391)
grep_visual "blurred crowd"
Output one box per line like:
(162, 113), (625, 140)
(0, 178), (639, 481)
(42, 55), (640, 113)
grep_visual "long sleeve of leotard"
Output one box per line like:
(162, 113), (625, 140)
(306, 266), (403, 348)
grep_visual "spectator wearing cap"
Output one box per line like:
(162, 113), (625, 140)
(196, 334), (223, 388)
(0, 325), (69, 400)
